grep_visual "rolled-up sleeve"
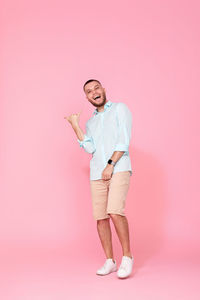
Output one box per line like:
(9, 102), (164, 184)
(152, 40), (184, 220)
(114, 103), (132, 152)
(77, 122), (96, 154)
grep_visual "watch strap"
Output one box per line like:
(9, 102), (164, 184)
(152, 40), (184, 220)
(107, 159), (116, 166)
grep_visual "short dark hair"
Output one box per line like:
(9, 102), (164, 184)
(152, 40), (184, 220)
(83, 79), (101, 91)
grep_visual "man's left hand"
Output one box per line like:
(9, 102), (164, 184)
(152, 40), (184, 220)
(101, 164), (114, 180)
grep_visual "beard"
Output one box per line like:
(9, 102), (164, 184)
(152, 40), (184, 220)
(92, 91), (107, 107)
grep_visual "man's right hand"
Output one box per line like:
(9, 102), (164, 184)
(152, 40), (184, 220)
(64, 111), (81, 127)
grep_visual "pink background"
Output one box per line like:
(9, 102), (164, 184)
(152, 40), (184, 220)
(1, 0), (200, 299)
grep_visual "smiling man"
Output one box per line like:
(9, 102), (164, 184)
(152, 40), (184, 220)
(66, 79), (134, 279)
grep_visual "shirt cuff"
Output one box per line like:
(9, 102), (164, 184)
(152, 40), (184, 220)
(114, 144), (129, 152)
(77, 135), (92, 148)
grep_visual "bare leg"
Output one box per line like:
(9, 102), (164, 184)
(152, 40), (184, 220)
(97, 218), (115, 263)
(109, 214), (132, 258)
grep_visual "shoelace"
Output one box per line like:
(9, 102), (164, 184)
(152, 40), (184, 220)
(119, 258), (132, 271)
(119, 264), (127, 271)
(102, 260), (114, 270)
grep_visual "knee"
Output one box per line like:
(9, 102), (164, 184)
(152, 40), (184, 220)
(97, 218), (109, 225)
(108, 213), (119, 219)
(108, 213), (124, 220)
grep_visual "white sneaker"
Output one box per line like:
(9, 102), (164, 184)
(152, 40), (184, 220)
(117, 255), (134, 278)
(96, 258), (117, 275)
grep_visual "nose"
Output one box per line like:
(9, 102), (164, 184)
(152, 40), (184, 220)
(93, 93), (99, 99)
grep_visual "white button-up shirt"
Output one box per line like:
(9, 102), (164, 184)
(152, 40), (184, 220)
(77, 100), (133, 180)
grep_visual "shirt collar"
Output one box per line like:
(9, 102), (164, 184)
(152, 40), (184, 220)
(93, 100), (112, 115)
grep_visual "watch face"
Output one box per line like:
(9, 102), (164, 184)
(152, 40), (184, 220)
(108, 159), (112, 164)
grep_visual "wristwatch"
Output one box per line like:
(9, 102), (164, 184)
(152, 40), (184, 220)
(107, 159), (116, 166)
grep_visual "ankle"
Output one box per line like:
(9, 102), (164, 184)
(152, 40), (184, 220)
(123, 252), (132, 259)
(107, 257), (115, 263)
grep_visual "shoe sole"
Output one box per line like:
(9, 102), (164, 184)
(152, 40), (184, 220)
(117, 270), (132, 278)
(117, 273), (131, 279)
(96, 267), (118, 275)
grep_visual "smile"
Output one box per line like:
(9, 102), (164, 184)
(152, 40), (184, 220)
(94, 95), (101, 100)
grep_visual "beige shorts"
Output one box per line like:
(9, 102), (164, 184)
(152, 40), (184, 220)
(90, 171), (131, 221)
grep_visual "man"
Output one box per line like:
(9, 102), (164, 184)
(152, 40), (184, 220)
(65, 79), (134, 279)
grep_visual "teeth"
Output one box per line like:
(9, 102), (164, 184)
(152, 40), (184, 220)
(94, 96), (100, 100)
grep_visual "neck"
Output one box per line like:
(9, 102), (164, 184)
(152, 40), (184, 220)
(97, 100), (108, 112)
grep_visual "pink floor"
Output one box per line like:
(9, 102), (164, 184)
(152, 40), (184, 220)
(1, 241), (199, 300)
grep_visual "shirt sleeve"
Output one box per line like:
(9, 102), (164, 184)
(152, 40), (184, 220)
(114, 102), (132, 152)
(77, 122), (96, 154)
